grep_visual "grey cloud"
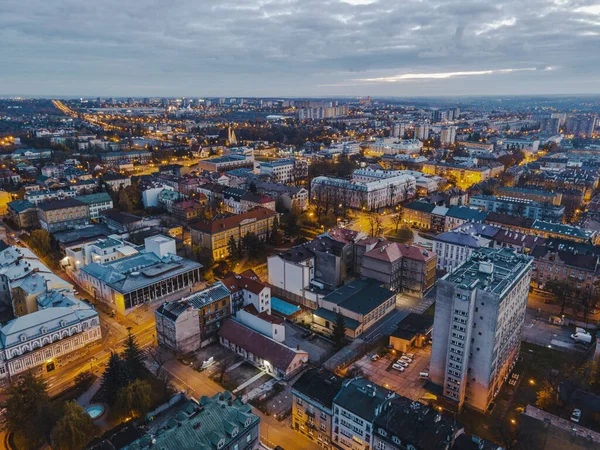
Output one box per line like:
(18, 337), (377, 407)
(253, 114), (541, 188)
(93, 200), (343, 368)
(0, 0), (599, 96)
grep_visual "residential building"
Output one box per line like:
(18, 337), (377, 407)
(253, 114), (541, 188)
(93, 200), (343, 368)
(402, 201), (436, 229)
(254, 181), (309, 211)
(78, 236), (203, 313)
(433, 226), (496, 272)
(530, 220), (597, 244)
(221, 269), (271, 314)
(62, 236), (138, 271)
(10, 148), (52, 161)
(75, 192), (114, 219)
(313, 279), (396, 339)
(566, 114), (597, 137)
(469, 195), (565, 222)
(440, 126), (457, 146)
(373, 396), (462, 450)
(422, 162), (491, 189)
(430, 248), (533, 412)
(25, 188), (77, 205)
(219, 319), (308, 379)
(364, 138), (423, 155)
(197, 154), (254, 172)
(311, 172), (416, 211)
(100, 208), (143, 232)
(259, 158), (299, 183)
(7, 200), (39, 229)
(100, 150), (152, 165)
(444, 205), (488, 232)
(332, 377), (395, 450)
(102, 173), (131, 191)
(361, 241), (436, 296)
(38, 198), (89, 232)
(127, 392), (261, 450)
(496, 186), (562, 206)
(292, 368), (344, 449)
(190, 207), (278, 260)
(530, 243), (598, 293)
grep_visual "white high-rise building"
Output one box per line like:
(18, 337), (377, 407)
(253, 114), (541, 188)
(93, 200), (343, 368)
(414, 123), (430, 140)
(392, 122), (407, 138)
(430, 248), (532, 413)
(440, 126), (457, 146)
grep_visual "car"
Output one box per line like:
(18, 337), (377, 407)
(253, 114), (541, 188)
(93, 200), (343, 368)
(400, 356), (413, 363)
(371, 355), (380, 361)
(301, 331), (311, 339)
(396, 360), (409, 368)
(405, 353), (415, 359)
(392, 363), (405, 372)
(571, 408), (582, 423)
(308, 333), (316, 341)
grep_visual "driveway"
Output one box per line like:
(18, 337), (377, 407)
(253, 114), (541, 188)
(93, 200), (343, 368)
(351, 345), (433, 402)
(522, 308), (585, 352)
(283, 322), (334, 363)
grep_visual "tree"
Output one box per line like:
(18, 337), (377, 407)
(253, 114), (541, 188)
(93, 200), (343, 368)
(367, 213), (384, 237)
(100, 352), (132, 405)
(545, 279), (575, 315)
(114, 379), (153, 419)
(51, 401), (97, 450)
(227, 236), (238, 260)
(391, 213), (403, 234)
(123, 329), (145, 380)
(118, 189), (133, 213)
(1, 372), (58, 449)
(248, 181), (258, 193)
(536, 381), (557, 411)
(29, 228), (52, 257)
(396, 226), (413, 243)
(270, 216), (280, 245)
(332, 311), (347, 349)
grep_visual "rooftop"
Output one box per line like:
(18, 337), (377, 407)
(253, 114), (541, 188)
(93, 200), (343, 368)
(334, 377), (394, 422)
(443, 248), (532, 296)
(38, 198), (85, 211)
(323, 279), (395, 315)
(292, 368), (344, 409)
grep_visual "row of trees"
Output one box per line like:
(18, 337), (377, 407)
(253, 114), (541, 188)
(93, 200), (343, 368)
(227, 217), (280, 260)
(545, 279), (599, 321)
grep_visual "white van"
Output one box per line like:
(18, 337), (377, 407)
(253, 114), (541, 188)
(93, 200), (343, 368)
(419, 372), (429, 379)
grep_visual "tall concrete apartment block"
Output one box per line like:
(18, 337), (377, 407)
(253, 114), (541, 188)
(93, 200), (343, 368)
(430, 248), (532, 413)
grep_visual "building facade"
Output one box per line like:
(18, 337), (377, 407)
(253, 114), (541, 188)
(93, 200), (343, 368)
(430, 248), (533, 412)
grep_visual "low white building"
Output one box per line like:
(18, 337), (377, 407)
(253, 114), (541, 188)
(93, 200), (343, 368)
(364, 138), (423, 155)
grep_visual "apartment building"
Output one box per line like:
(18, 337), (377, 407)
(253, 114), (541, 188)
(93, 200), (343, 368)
(470, 195), (564, 222)
(190, 207), (278, 260)
(433, 226), (495, 272)
(38, 198), (89, 232)
(430, 248), (533, 412)
(259, 158), (297, 183)
(75, 192), (114, 219)
(361, 241), (436, 296)
(332, 378), (395, 450)
(496, 186), (562, 206)
(292, 368), (344, 449)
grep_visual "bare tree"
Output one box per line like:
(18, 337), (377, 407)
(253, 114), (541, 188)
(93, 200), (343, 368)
(391, 213), (403, 234)
(367, 213), (384, 237)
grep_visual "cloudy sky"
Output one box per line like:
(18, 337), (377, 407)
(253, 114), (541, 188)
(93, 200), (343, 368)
(2, 0), (600, 97)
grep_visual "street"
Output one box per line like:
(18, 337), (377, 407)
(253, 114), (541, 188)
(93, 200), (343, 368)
(158, 351), (321, 450)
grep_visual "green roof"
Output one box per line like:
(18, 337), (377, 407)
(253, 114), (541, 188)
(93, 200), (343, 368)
(323, 279), (395, 315)
(313, 307), (360, 330)
(7, 200), (35, 213)
(75, 192), (112, 204)
(404, 201), (436, 213)
(129, 393), (259, 450)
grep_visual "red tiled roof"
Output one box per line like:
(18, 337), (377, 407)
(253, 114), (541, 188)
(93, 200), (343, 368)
(221, 271), (268, 295)
(189, 207), (277, 234)
(219, 320), (306, 371)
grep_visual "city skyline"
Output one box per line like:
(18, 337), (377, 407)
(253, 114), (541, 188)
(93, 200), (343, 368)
(2, 0), (600, 97)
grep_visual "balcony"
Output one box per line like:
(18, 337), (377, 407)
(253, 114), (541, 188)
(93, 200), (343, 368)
(305, 408), (316, 418)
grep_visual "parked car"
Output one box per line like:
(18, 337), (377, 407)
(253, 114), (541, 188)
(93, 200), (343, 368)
(400, 356), (413, 363)
(308, 333), (316, 341)
(392, 363), (405, 372)
(371, 355), (380, 362)
(405, 353), (415, 359)
(571, 408), (582, 423)
(419, 372), (429, 379)
(396, 360), (409, 368)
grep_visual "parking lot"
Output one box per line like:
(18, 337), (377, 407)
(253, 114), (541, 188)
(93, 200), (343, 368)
(351, 344), (433, 402)
(283, 322), (335, 363)
(522, 308), (588, 352)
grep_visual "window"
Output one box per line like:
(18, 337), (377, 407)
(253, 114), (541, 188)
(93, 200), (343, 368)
(246, 434), (251, 443)
(296, 397), (303, 406)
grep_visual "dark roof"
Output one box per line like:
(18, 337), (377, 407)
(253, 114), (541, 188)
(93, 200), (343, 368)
(100, 208), (142, 225)
(392, 313), (434, 340)
(323, 279), (395, 315)
(446, 205), (487, 222)
(313, 307), (360, 330)
(452, 434), (501, 450)
(292, 368), (344, 409)
(189, 207), (277, 234)
(484, 211), (535, 229)
(333, 377), (394, 421)
(530, 244), (599, 270)
(155, 300), (192, 322)
(7, 199), (36, 213)
(218, 320), (306, 371)
(38, 198), (85, 211)
(375, 396), (460, 450)
(404, 201), (436, 214)
(277, 245), (316, 263)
